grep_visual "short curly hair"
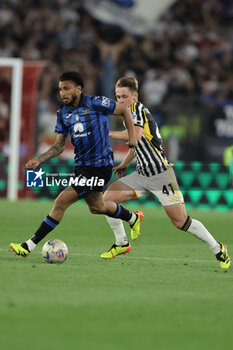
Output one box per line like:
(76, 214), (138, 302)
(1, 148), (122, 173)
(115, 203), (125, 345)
(59, 71), (84, 88)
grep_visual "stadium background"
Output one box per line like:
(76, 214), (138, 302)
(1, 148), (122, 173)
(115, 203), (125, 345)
(0, 0), (233, 209)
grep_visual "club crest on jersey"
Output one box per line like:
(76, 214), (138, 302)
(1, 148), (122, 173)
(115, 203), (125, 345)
(82, 109), (89, 115)
(74, 122), (84, 133)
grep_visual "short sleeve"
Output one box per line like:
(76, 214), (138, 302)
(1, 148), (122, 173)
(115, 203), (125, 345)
(131, 102), (145, 128)
(91, 96), (116, 115)
(55, 108), (69, 136)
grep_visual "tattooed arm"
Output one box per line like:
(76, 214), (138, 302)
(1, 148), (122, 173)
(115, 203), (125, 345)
(25, 134), (66, 170)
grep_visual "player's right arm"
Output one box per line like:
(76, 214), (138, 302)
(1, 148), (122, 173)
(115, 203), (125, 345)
(25, 134), (66, 170)
(113, 103), (137, 148)
(109, 125), (143, 142)
(113, 148), (135, 178)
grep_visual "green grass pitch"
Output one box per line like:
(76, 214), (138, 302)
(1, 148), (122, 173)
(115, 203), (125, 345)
(0, 198), (233, 350)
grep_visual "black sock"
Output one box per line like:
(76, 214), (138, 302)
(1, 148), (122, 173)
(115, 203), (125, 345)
(31, 215), (60, 244)
(108, 204), (132, 222)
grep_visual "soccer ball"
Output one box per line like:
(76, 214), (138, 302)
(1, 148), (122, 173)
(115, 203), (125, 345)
(42, 239), (68, 264)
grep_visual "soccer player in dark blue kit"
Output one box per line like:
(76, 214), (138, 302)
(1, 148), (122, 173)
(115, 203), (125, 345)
(10, 71), (143, 257)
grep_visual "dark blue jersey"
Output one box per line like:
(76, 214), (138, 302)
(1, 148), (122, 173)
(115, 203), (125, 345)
(55, 94), (116, 167)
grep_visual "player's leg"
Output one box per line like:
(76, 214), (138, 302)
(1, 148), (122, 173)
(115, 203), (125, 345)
(49, 186), (79, 221)
(103, 180), (137, 246)
(152, 168), (230, 268)
(85, 190), (143, 258)
(72, 166), (142, 237)
(85, 190), (137, 221)
(150, 167), (220, 252)
(163, 202), (220, 252)
(103, 172), (145, 244)
(99, 180), (137, 258)
(163, 203), (230, 268)
(10, 186), (79, 257)
(104, 179), (137, 204)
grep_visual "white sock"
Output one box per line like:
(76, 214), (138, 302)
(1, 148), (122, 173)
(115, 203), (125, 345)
(128, 212), (137, 225)
(105, 216), (129, 246)
(187, 219), (220, 255)
(25, 239), (36, 252)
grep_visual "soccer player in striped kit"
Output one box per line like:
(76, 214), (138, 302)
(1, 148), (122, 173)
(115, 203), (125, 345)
(9, 71), (143, 257)
(101, 76), (230, 269)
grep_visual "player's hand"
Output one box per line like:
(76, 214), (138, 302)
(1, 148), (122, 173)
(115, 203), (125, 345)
(113, 164), (127, 179)
(109, 130), (113, 137)
(25, 158), (40, 170)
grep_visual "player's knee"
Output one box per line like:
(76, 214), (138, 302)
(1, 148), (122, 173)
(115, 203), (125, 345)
(171, 216), (192, 230)
(89, 206), (98, 214)
(103, 191), (112, 201)
(89, 204), (105, 215)
(179, 216), (192, 231)
(171, 218), (183, 229)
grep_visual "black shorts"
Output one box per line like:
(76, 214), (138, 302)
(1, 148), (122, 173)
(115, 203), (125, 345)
(71, 165), (112, 199)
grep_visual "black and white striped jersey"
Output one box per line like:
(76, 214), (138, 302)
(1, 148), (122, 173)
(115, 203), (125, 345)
(130, 101), (172, 176)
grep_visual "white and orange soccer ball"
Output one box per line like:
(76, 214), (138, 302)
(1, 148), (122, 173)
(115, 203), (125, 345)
(42, 239), (68, 264)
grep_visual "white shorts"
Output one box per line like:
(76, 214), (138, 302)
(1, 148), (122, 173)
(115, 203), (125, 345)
(119, 167), (184, 206)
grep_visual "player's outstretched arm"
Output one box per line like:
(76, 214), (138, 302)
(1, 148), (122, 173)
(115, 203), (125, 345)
(109, 129), (129, 141)
(25, 134), (66, 170)
(109, 126), (143, 142)
(114, 103), (137, 148)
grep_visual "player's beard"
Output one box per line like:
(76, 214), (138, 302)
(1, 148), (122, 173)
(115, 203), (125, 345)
(65, 94), (77, 107)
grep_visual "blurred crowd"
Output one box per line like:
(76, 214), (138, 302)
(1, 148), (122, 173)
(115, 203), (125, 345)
(0, 0), (233, 149)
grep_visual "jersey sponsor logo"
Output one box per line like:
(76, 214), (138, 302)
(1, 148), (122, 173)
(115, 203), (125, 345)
(73, 132), (91, 138)
(74, 122), (84, 133)
(26, 168), (44, 187)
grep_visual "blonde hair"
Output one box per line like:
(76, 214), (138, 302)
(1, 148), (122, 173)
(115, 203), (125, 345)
(115, 76), (138, 92)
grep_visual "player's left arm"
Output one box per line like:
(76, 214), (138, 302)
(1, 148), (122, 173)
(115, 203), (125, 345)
(113, 103), (137, 148)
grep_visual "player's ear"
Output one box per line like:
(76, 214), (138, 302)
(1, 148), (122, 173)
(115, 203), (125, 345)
(76, 85), (82, 93)
(133, 91), (138, 101)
